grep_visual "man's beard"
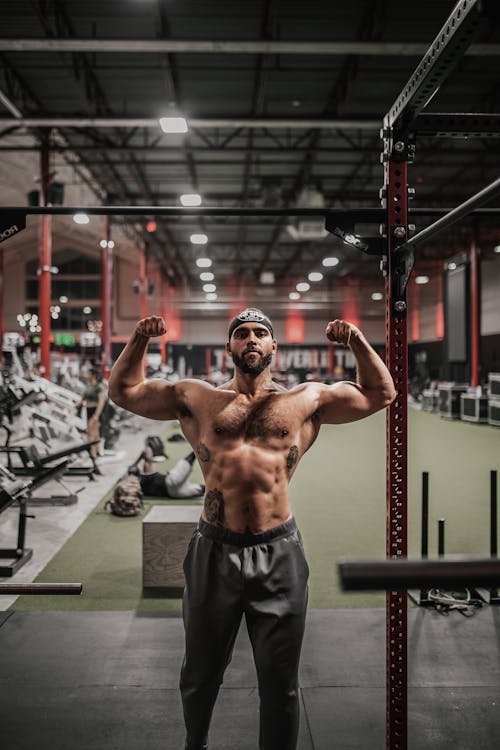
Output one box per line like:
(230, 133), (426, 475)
(231, 350), (273, 375)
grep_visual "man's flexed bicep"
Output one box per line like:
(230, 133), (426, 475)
(317, 319), (396, 424)
(109, 316), (179, 420)
(110, 378), (180, 421)
(315, 381), (391, 424)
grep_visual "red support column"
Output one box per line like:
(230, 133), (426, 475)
(139, 242), (148, 321)
(470, 228), (480, 388)
(160, 276), (167, 366)
(385, 157), (409, 750)
(138, 242), (148, 376)
(101, 217), (112, 378)
(436, 272), (445, 339)
(410, 278), (420, 342)
(205, 348), (212, 384)
(39, 131), (52, 380)
(0, 245), (4, 360)
(327, 342), (334, 377)
(342, 278), (360, 328)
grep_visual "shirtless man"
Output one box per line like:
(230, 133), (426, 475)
(108, 308), (396, 750)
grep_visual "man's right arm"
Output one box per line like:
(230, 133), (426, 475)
(108, 316), (179, 420)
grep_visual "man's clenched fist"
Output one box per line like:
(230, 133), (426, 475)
(325, 319), (360, 347)
(136, 316), (167, 338)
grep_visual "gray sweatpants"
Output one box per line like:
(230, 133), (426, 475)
(180, 516), (309, 750)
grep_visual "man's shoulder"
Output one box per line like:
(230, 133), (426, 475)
(269, 379), (289, 392)
(215, 379), (234, 391)
(288, 381), (325, 394)
(174, 378), (219, 398)
(173, 377), (213, 389)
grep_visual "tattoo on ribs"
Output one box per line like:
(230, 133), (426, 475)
(204, 488), (225, 526)
(287, 445), (299, 471)
(197, 442), (210, 462)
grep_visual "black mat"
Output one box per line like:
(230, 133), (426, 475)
(1, 608), (499, 749)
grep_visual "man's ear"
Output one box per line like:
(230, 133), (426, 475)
(272, 339), (277, 354)
(225, 341), (232, 357)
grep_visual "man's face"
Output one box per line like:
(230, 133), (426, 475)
(227, 324), (276, 375)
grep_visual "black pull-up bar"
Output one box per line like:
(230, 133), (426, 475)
(398, 176), (500, 252)
(338, 558), (500, 591)
(0, 583), (83, 595)
(0, 205), (499, 219)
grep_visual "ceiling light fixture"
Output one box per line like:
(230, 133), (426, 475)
(73, 213), (89, 225)
(190, 233), (208, 245)
(260, 271), (275, 285)
(322, 256), (339, 267)
(308, 272), (323, 282)
(181, 193), (202, 206)
(159, 116), (188, 134)
(196, 257), (212, 268)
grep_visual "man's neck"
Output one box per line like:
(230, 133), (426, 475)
(231, 368), (276, 396)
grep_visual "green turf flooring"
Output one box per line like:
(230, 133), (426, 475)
(12, 409), (500, 611)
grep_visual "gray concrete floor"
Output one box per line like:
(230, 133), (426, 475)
(0, 607), (499, 749)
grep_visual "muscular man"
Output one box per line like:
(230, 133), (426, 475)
(109, 308), (396, 750)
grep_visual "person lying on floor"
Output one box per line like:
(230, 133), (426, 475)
(128, 450), (204, 498)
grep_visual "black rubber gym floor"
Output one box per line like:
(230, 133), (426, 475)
(1, 607), (499, 749)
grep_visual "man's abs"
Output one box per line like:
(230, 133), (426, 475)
(196, 442), (295, 533)
(201, 486), (292, 533)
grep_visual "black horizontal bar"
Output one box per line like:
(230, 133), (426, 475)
(0, 583), (83, 595)
(338, 558), (500, 591)
(1, 205), (357, 218)
(1, 205), (499, 219)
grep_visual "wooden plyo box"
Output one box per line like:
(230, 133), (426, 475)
(142, 505), (201, 588)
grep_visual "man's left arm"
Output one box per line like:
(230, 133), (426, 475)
(316, 319), (397, 424)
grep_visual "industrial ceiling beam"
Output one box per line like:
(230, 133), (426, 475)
(0, 117), (381, 130)
(0, 145), (492, 158)
(0, 87), (22, 117)
(0, 39), (499, 55)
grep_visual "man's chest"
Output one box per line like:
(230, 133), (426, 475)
(212, 398), (295, 440)
(185, 391), (311, 441)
